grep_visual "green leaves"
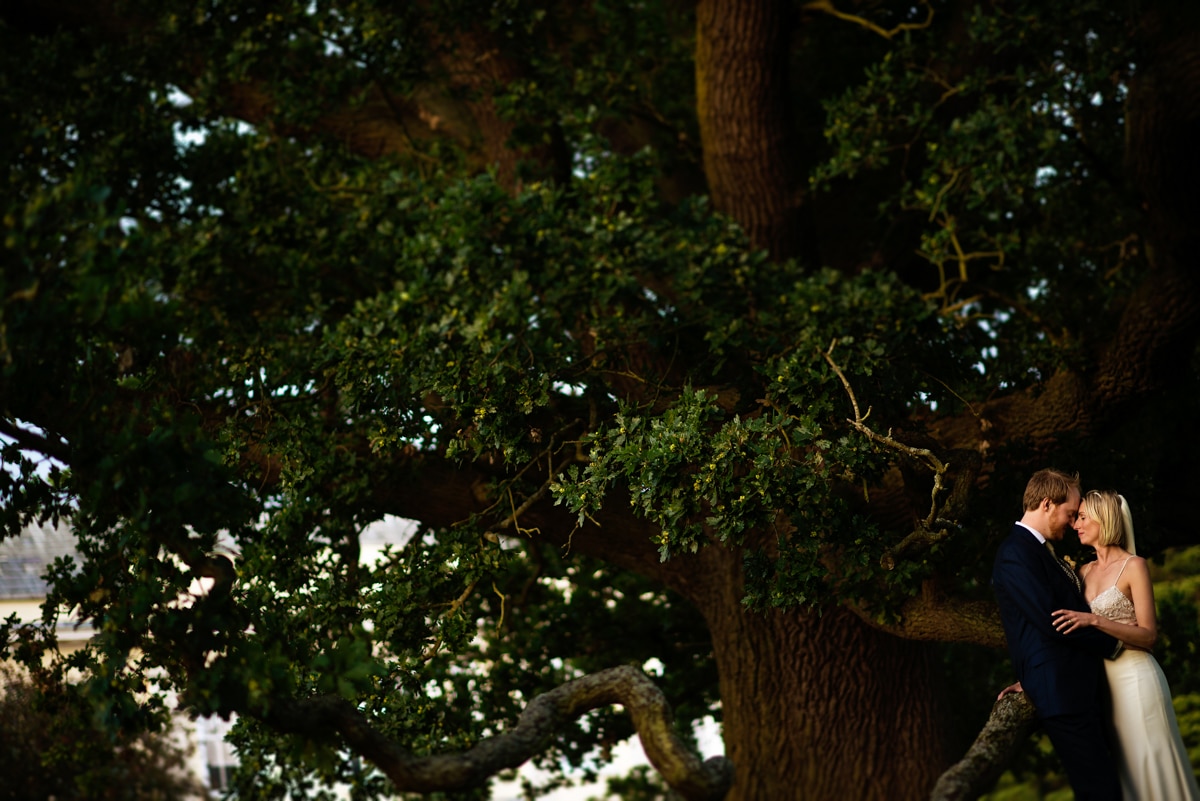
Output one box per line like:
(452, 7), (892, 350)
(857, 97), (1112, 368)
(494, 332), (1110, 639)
(3, 0), (1180, 795)
(812, 0), (1141, 386)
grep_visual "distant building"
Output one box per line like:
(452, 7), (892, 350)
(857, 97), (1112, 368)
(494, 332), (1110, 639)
(0, 521), (235, 797)
(0, 520), (92, 652)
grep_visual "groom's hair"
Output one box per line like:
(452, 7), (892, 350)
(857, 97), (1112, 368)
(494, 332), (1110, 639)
(1022, 468), (1081, 511)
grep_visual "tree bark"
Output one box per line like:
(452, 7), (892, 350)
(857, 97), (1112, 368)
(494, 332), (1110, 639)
(686, 549), (950, 801)
(930, 693), (1037, 801)
(696, 0), (803, 260)
(425, 22), (571, 188)
(400, 476), (959, 799)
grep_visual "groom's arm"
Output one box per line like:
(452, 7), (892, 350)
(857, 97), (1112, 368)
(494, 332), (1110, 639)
(994, 544), (1118, 658)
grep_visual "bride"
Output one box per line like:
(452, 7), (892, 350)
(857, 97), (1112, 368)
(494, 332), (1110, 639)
(1050, 489), (1199, 800)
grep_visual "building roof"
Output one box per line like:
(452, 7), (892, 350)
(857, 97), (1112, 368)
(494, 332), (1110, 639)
(0, 520), (78, 600)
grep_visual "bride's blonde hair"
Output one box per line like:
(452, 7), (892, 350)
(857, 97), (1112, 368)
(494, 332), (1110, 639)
(1084, 490), (1137, 555)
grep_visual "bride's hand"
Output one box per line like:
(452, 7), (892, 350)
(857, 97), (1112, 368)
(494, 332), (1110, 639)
(1052, 609), (1097, 634)
(996, 681), (1023, 700)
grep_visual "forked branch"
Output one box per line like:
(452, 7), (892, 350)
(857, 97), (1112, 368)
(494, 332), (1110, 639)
(802, 0), (934, 40)
(822, 342), (949, 533)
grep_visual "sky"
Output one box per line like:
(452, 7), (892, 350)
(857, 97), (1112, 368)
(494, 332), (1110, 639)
(491, 718), (724, 801)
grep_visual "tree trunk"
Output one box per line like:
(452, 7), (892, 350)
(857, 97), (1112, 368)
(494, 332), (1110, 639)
(691, 553), (950, 801)
(695, 0), (803, 260)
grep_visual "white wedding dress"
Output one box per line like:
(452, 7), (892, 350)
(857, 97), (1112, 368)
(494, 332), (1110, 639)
(1089, 561), (1200, 800)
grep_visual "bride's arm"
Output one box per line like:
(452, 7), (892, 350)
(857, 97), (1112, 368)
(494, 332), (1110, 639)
(1124, 557), (1159, 650)
(1051, 558), (1157, 650)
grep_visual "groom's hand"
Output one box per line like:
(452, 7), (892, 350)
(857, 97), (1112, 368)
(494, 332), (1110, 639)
(996, 681), (1023, 700)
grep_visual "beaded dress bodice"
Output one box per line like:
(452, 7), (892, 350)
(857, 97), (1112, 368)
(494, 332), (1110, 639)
(1087, 556), (1137, 625)
(1089, 585), (1137, 625)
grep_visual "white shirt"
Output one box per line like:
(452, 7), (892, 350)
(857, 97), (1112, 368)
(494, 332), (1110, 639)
(1016, 521), (1047, 544)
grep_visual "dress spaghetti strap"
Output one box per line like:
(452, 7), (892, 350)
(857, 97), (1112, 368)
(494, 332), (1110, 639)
(1112, 555), (1132, 586)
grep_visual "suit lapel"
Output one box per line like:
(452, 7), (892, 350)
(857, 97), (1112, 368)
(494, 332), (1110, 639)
(1014, 525), (1083, 598)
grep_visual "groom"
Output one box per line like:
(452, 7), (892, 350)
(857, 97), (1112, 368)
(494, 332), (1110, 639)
(992, 468), (1121, 800)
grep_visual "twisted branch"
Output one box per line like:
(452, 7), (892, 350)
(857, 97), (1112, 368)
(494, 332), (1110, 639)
(262, 664), (732, 800)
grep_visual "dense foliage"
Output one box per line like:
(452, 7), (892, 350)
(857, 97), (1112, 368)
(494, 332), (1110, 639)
(2, 0), (1199, 799)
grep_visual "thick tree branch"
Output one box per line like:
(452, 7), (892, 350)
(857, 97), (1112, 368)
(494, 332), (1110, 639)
(1088, 257), (1200, 431)
(849, 581), (1005, 649)
(930, 691), (1038, 801)
(426, 24), (571, 187)
(217, 80), (472, 164)
(0, 417), (72, 464)
(262, 665), (733, 800)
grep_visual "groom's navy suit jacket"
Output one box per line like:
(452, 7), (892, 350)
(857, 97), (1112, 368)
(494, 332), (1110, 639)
(992, 525), (1118, 718)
